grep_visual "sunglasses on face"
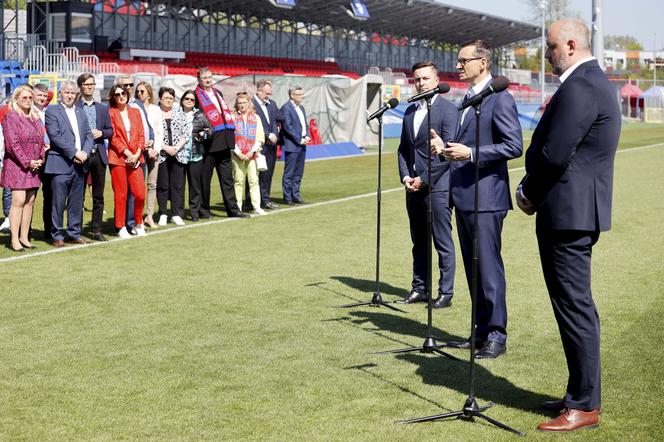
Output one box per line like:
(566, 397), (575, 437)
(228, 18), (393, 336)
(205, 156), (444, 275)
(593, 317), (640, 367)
(114, 91), (127, 97)
(136, 90), (147, 94)
(183, 97), (195, 102)
(121, 83), (134, 88)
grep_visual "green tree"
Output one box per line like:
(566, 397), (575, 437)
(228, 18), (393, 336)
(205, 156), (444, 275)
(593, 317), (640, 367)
(521, 0), (579, 25)
(605, 34), (643, 50)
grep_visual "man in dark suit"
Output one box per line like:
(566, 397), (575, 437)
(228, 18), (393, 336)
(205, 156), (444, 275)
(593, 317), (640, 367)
(44, 81), (94, 247)
(516, 19), (620, 432)
(433, 39), (523, 358)
(253, 79), (282, 210)
(280, 86), (310, 205)
(77, 73), (113, 241)
(396, 61), (458, 309)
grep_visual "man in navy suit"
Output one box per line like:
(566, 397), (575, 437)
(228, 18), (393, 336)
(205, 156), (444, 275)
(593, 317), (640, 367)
(45, 81), (94, 247)
(253, 79), (283, 210)
(77, 73), (113, 242)
(396, 61), (458, 309)
(433, 40), (523, 358)
(517, 19), (620, 432)
(280, 86), (309, 205)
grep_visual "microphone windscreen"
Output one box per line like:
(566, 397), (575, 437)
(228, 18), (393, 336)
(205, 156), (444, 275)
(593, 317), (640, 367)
(437, 82), (450, 94)
(387, 97), (399, 108)
(491, 76), (510, 93)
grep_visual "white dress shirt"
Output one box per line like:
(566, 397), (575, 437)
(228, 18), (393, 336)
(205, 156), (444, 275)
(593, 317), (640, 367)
(63, 104), (82, 152)
(413, 94), (437, 139)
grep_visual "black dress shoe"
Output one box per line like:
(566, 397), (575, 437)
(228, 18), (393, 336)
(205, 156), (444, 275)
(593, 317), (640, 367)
(283, 201), (294, 206)
(293, 198), (305, 204)
(199, 213), (211, 219)
(264, 201), (279, 209)
(91, 232), (108, 242)
(396, 291), (428, 304)
(540, 399), (566, 412)
(475, 341), (506, 359)
(431, 294), (452, 309)
(232, 212), (250, 218)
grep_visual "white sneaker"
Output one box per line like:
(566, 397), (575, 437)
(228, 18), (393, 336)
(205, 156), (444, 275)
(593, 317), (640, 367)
(135, 224), (147, 236)
(158, 214), (168, 226)
(117, 226), (132, 239)
(171, 215), (185, 226)
(255, 208), (267, 215)
(0, 218), (9, 232)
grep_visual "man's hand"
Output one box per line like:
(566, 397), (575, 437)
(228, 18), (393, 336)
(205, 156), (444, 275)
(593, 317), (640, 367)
(74, 151), (88, 164)
(441, 142), (472, 162)
(404, 176), (423, 192)
(430, 129), (445, 154)
(515, 185), (536, 215)
(91, 128), (103, 140)
(268, 133), (278, 144)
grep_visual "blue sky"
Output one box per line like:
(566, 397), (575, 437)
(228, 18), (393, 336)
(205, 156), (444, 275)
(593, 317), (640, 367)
(439, 0), (663, 50)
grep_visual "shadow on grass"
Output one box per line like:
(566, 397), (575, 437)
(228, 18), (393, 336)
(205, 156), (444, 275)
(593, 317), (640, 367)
(346, 310), (556, 414)
(331, 276), (410, 300)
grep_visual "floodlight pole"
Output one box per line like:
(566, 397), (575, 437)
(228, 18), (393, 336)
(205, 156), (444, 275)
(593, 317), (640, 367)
(540, 0), (547, 105)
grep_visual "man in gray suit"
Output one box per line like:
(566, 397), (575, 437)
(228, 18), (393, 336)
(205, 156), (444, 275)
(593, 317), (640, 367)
(44, 81), (94, 247)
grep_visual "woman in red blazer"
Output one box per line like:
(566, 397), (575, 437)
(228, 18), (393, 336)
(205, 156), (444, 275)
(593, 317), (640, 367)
(107, 84), (147, 238)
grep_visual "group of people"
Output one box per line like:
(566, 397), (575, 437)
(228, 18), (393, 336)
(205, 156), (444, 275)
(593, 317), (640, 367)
(398, 19), (619, 432)
(0, 67), (312, 248)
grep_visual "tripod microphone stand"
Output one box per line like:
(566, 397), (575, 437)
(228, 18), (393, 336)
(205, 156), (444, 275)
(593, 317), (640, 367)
(373, 95), (457, 361)
(337, 111), (405, 313)
(397, 100), (523, 435)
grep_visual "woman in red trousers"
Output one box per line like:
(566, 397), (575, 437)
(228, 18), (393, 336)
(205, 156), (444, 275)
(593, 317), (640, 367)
(107, 84), (146, 239)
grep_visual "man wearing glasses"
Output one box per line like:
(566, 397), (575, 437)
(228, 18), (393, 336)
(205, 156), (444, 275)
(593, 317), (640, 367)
(432, 39), (523, 359)
(77, 73), (113, 241)
(280, 86), (309, 205)
(116, 75), (154, 232)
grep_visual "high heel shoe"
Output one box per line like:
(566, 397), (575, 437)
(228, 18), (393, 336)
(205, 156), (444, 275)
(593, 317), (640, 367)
(10, 244), (25, 252)
(19, 240), (35, 249)
(144, 215), (158, 228)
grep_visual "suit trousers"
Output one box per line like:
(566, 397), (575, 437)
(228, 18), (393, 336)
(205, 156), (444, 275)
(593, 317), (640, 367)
(282, 149), (306, 202)
(85, 149), (106, 233)
(405, 189), (455, 296)
(186, 159), (204, 219)
(259, 143), (278, 205)
(50, 168), (85, 241)
(157, 156), (185, 218)
(201, 148), (241, 217)
(145, 154), (159, 218)
(455, 210), (508, 344)
(110, 165), (145, 229)
(536, 227), (601, 411)
(231, 156), (261, 212)
(125, 163), (147, 228)
(39, 171), (53, 239)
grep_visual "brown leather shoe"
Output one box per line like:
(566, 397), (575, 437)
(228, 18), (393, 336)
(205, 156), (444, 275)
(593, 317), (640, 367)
(68, 238), (90, 245)
(53, 239), (65, 248)
(537, 408), (599, 432)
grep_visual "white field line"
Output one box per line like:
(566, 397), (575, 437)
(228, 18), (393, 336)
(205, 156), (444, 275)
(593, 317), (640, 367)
(1, 141), (662, 265)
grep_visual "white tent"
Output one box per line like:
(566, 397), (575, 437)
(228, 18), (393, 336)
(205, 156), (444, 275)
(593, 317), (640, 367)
(638, 86), (664, 123)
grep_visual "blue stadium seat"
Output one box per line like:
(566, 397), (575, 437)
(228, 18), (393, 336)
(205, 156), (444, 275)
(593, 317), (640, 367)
(9, 61), (21, 71)
(18, 69), (30, 79)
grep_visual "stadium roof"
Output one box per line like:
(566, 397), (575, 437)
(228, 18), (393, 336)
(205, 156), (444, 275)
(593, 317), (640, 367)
(204, 0), (540, 47)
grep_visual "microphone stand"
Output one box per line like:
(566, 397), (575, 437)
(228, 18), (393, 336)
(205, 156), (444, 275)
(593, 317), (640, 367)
(372, 95), (458, 360)
(396, 101), (523, 435)
(337, 113), (406, 313)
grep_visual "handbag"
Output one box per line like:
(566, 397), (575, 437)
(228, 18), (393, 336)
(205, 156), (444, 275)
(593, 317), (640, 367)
(255, 152), (268, 172)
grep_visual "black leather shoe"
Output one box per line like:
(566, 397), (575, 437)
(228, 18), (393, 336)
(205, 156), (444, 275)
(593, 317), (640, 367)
(91, 232), (108, 242)
(293, 198), (305, 204)
(475, 341), (506, 359)
(396, 291), (428, 304)
(431, 294), (452, 309)
(264, 201), (280, 209)
(540, 399), (566, 412)
(447, 338), (486, 349)
(283, 201), (294, 206)
(232, 212), (250, 218)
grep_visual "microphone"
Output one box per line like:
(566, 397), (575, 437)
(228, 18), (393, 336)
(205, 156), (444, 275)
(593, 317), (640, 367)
(367, 97), (399, 123)
(407, 83), (450, 103)
(457, 76), (510, 111)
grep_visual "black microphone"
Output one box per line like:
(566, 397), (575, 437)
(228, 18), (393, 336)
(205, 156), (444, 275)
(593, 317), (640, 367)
(457, 76), (510, 111)
(407, 82), (451, 103)
(367, 97), (399, 123)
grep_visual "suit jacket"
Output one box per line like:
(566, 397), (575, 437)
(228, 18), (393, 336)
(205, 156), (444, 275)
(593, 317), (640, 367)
(522, 59), (621, 232)
(397, 96), (458, 192)
(107, 107), (146, 167)
(280, 101), (309, 152)
(450, 85), (523, 212)
(44, 103), (94, 174)
(75, 100), (113, 165)
(252, 96), (281, 146)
